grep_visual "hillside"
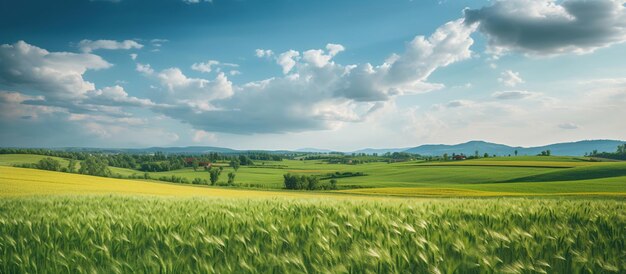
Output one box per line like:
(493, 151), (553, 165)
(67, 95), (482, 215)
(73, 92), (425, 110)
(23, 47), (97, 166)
(404, 140), (625, 156)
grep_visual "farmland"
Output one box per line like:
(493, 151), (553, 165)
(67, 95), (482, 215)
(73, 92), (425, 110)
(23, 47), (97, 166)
(1, 153), (625, 196)
(1, 196), (624, 273)
(1, 153), (625, 273)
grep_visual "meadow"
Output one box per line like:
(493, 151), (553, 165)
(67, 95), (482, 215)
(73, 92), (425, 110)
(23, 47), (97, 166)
(1, 153), (625, 196)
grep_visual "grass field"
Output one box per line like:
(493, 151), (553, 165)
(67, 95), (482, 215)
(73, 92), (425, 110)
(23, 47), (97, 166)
(1, 154), (625, 196)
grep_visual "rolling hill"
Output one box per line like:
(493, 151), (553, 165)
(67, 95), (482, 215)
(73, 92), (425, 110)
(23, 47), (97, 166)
(403, 140), (625, 156)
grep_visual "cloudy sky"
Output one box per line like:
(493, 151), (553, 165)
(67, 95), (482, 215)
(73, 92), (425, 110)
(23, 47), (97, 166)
(1, 0), (626, 150)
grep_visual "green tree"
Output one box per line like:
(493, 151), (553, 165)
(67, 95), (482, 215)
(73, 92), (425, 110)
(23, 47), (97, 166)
(484, 153), (489, 158)
(617, 144), (626, 154)
(209, 168), (221, 185)
(67, 159), (77, 173)
(329, 179), (338, 190)
(79, 156), (111, 177)
(514, 150), (518, 156)
(306, 176), (319, 190)
(229, 159), (240, 171)
(442, 153), (449, 161)
(227, 172), (236, 185)
(37, 157), (61, 171)
(192, 158), (199, 171)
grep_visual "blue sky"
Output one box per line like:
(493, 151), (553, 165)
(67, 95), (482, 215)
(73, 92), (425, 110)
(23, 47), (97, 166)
(1, 0), (626, 150)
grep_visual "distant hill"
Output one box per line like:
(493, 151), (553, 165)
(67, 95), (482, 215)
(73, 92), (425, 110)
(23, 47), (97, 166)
(403, 140), (625, 156)
(57, 146), (240, 154)
(351, 148), (411, 155)
(295, 148), (335, 153)
(36, 139), (625, 156)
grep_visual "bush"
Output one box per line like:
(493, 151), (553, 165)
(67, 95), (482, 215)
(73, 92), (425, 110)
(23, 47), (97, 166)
(192, 178), (208, 185)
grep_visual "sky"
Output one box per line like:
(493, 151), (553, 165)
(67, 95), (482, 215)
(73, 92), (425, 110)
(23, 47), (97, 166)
(1, 0), (626, 150)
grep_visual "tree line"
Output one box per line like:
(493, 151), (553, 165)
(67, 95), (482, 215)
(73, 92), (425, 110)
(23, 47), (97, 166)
(587, 144), (626, 160)
(1, 148), (291, 172)
(283, 174), (338, 190)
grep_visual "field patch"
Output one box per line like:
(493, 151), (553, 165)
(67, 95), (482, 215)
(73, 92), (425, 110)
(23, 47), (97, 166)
(0, 196), (624, 273)
(0, 166), (328, 199)
(506, 163), (626, 182)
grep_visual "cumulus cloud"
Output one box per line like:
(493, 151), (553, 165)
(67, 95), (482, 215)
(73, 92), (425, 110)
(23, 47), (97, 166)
(191, 60), (238, 74)
(0, 41), (173, 147)
(191, 60), (219, 73)
(498, 70), (524, 87)
(276, 50), (300, 74)
(492, 90), (539, 100)
(0, 41), (111, 100)
(148, 67), (234, 112)
(78, 39), (143, 53)
(191, 129), (217, 143)
(255, 49), (274, 58)
(302, 43), (345, 68)
(335, 19), (475, 101)
(464, 0), (626, 56)
(145, 19), (476, 134)
(136, 63), (154, 75)
(86, 85), (155, 107)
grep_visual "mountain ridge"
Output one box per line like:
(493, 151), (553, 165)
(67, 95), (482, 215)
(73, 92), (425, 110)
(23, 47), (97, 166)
(14, 139), (624, 156)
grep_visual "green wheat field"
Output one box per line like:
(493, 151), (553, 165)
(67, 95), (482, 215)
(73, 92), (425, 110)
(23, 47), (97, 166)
(1, 154), (625, 273)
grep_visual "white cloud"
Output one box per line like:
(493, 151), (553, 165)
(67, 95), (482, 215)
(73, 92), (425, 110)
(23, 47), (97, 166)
(498, 70), (524, 87)
(326, 43), (345, 56)
(276, 50), (300, 74)
(78, 39), (143, 53)
(155, 67), (234, 107)
(136, 63), (154, 75)
(148, 19), (476, 134)
(300, 43), (345, 68)
(150, 39), (168, 48)
(183, 0), (212, 3)
(192, 129), (217, 143)
(255, 49), (274, 58)
(191, 60), (238, 74)
(86, 85), (155, 107)
(191, 60), (220, 73)
(492, 90), (539, 100)
(464, 0), (626, 56)
(0, 41), (111, 100)
(130, 53), (138, 60)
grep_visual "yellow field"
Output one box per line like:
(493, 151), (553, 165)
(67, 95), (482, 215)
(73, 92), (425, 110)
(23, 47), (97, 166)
(0, 166), (336, 199)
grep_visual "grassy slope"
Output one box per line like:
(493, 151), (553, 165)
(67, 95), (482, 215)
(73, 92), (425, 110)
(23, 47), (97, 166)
(342, 176), (626, 197)
(0, 154), (72, 167)
(1, 154), (625, 196)
(0, 166), (334, 199)
(506, 163), (626, 182)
